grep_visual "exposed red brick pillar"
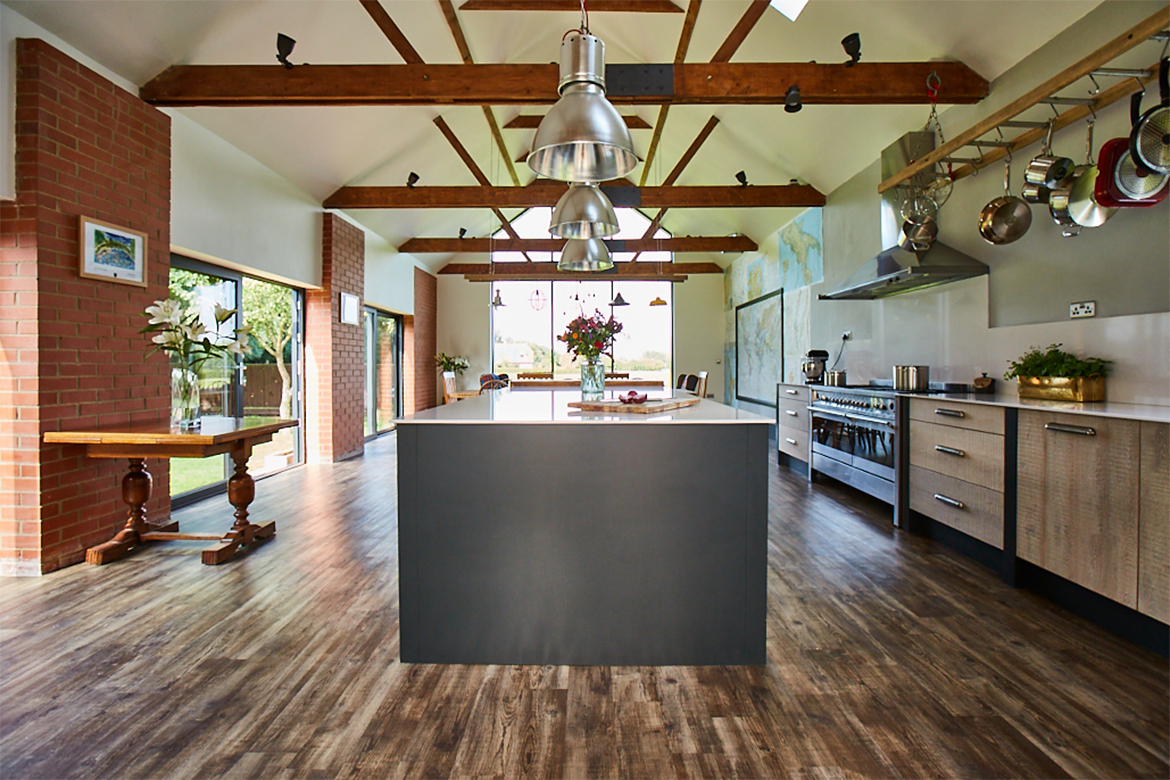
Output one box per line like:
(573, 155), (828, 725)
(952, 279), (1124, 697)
(0, 39), (172, 574)
(402, 316), (416, 414)
(305, 213), (365, 463)
(412, 268), (437, 411)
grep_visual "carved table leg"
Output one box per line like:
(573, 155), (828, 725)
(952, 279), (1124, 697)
(202, 443), (275, 565)
(86, 459), (151, 565)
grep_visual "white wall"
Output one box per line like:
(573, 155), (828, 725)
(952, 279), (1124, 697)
(1, 5), (142, 201)
(170, 112), (323, 288)
(364, 230), (422, 315)
(674, 274), (725, 402)
(436, 275), (491, 394)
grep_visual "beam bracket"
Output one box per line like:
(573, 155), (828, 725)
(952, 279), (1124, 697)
(606, 64), (673, 97)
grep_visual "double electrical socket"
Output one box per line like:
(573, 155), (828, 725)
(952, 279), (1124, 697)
(1070, 301), (1096, 319)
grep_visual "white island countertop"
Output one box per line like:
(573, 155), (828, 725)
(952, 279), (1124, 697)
(910, 392), (1170, 424)
(398, 389), (773, 425)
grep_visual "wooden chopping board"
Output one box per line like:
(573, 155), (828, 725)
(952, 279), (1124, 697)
(567, 396), (701, 414)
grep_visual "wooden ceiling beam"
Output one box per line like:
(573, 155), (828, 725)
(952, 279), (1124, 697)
(323, 183), (825, 209)
(459, 0), (684, 12)
(401, 236), (756, 253)
(140, 62), (989, 106)
(710, 0), (769, 63)
(442, 262), (722, 275)
(358, 0), (425, 64)
(503, 114), (651, 129)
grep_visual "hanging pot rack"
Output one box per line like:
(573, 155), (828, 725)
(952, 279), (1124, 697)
(878, 8), (1170, 194)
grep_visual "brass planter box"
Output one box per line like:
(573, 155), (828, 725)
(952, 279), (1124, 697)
(1017, 376), (1105, 402)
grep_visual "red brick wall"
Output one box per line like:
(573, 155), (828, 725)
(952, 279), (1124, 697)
(376, 325), (397, 423)
(402, 315), (416, 414)
(305, 213), (364, 463)
(0, 39), (172, 574)
(412, 268), (437, 412)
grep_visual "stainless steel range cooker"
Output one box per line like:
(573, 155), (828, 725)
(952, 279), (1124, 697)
(807, 386), (903, 520)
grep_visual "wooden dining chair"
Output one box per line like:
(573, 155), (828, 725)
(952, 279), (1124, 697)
(443, 371), (479, 404)
(694, 371), (708, 399)
(684, 374), (700, 394)
(675, 373), (688, 389)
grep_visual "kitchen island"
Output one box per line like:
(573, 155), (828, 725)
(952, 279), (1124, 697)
(395, 389), (771, 666)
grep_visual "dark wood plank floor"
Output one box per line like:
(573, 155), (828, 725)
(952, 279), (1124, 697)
(1, 433), (1166, 779)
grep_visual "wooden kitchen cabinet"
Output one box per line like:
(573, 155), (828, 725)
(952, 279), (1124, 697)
(1016, 411), (1140, 609)
(1138, 421), (1169, 623)
(908, 398), (1006, 549)
(777, 383), (809, 465)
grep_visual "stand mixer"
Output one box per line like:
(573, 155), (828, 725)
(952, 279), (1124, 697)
(801, 350), (829, 384)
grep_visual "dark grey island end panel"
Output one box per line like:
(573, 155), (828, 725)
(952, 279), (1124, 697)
(397, 422), (768, 666)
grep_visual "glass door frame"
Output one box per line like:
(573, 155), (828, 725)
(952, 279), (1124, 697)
(364, 305), (404, 440)
(169, 254), (306, 507)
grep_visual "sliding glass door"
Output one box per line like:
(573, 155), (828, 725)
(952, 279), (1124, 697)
(365, 307), (402, 437)
(169, 256), (304, 505)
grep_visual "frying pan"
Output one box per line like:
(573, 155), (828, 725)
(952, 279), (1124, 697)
(978, 157), (1032, 245)
(1095, 137), (1169, 207)
(1068, 120), (1117, 228)
(1129, 58), (1170, 175)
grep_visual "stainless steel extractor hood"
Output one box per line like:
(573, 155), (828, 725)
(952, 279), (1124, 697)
(819, 132), (988, 301)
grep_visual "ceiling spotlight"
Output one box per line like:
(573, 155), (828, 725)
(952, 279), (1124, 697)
(527, 32), (637, 182)
(276, 33), (296, 69)
(406, 171), (420, 188)
(459, 227), (468, 239)
(735, 170), (749, 187)
(611, 292), (629, 306)
(649, 296), (668, 307)
(785, 84), (803, 114)
(557, 239), (613, 272)
(491, 289), (505, 307)
(550, 183), (619, 239)
(841, 32), (861, 67)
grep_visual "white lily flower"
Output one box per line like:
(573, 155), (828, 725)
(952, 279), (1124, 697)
(145, 299), (182, 326)
(182, 322), (206, 341)
(152, 330), (183, 347)
(225, 338), (246, 355)
(234, 323), (253, 337)
(213, 303), (238, 325)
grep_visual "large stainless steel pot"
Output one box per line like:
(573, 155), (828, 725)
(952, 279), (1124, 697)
(893, 365), (930, 391)
(1026, 121), (1076, 189)
(825, 370), (848, 387)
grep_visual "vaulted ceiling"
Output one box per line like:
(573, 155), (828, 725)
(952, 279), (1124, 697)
(5, 0), (1105, 272)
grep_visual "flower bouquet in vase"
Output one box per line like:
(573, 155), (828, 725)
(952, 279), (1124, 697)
(141, 299), (250, 430)
(558, 311), (622, 401)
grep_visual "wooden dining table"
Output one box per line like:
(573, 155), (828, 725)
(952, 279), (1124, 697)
(44, 416), (298, 566)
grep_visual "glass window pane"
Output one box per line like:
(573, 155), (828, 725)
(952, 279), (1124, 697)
(241, 276), (300, 475)
(611, 281), (672, 387)
(492, 281), (553, 376)
(375, 313), (399, 431)
(553, 281), (613, 378)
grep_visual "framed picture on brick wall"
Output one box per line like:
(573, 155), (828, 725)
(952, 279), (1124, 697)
(78, 216), (148, 288)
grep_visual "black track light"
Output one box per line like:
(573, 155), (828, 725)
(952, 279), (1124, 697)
(406, 171), (420, 188)
(459, 227), (467, 239)
(276, 33), (296, 69)
(735, 170), (748, 187)
(784, 84), (803, 114)
(842, 32), (861, 67)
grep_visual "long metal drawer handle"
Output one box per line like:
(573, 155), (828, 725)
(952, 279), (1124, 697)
(785, 409), (798, 416)
(935, 409), (966, 418)
(845, 413), (896, 427)
(1045, 422), (1097, 436)
(785, 437), (798, 445)
(785, 389), (799, 395)
(934, 493), (965, 509)
(934, 445), (966, 457)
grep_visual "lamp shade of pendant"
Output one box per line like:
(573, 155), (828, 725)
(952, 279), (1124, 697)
(550, 183), (619, 238)
(528, 33), (637, 183)
(557, 238), (613, 272)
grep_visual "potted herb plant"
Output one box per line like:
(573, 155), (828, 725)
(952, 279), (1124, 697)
(1004, 343), (1111, 402)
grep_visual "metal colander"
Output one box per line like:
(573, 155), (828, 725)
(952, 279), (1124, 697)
(1115, 149), (1169, 199)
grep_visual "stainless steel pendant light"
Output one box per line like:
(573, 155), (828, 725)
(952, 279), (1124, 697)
(550, 183), (619, 238)
(528, 32), (637, 183)
(557, 238), (613, 272)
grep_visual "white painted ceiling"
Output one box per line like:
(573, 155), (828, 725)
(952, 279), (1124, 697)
(5, 0), (1106, 271)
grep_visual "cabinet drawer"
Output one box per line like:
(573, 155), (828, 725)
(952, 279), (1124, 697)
(778, 384), (809, 403)
(910, 466), (1004, 549)
(910, 398), (1005, 435)
(778, 398), (808, 432)
(1017, 410), (1139, 608)
(778, 425), (807, 461)
(1138, 421), (1168, 623)
(909, 420), (1004, 491)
